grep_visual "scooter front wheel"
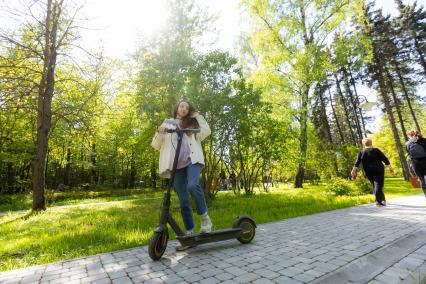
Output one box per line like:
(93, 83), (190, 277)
(233, 216), (256, 244)
(148, 230), (169, 260)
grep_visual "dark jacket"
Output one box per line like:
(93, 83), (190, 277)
(354, 148), (390, 170)
(405, 137), (426, 161)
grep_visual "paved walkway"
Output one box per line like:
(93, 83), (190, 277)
(2, 194), (426, 284)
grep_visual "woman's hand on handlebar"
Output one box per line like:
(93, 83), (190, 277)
(157, 126), (166, 134)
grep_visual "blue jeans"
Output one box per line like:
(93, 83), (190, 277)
(173, 163), (208, 231)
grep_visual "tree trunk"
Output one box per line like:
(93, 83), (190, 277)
(129, 149), (136, 189)
(32, 97), (52, 210)
(6, 162), (14, 193)
(319, 89), (333, 144)
(328, 87), (345, 143)
(90, 143), (97, 184)
(374, 56), (410, 180)
(32, 0), (57, 211)
(393, 59), (421, 131)
(335, 74), (356, 145)
(151, 162), (157, 189)
(45, 147), (50, 187)
(413, 36), (426, 77)
(64, 146), (71, 185)
(348, 69), (367, 137)
(342, 67), (363, 142)
(294, 86), (309, 188)
(384, 65), (409, 141)
(320, 89), (340, 175)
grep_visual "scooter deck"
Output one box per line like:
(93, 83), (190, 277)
(176, 228), (242, 246)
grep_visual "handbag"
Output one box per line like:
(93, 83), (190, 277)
(410, 176), (420, 188)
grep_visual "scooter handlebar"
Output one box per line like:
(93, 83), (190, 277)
(166, 128), (200, 133)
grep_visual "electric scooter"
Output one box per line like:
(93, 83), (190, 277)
(148, 123), (256, 261)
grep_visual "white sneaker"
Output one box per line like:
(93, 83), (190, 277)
(200, 214), (212, 233)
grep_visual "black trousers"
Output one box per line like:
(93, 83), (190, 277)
(412, 159), (426, 196)
(364, 166), (385, 203)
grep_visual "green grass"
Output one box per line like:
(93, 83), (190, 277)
(379, 178), (422, 198)
(0, 178), (421, 271)
(0, 187), (163, 212)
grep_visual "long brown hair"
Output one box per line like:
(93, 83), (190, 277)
(407, 130), (423, 139)
(173, 99), (199, 129)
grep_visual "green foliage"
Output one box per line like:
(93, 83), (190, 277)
(1, 0), (425, 205)
(326, 177), (357, 196)
(353, 178), (372, 195)
(0, 195), (12, 206)
(326, 176), (376, 196)
(242, 0), (368, 187)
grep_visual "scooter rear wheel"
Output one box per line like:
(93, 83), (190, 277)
(148, 230), (169, 260)
(233, 216), (256, 244)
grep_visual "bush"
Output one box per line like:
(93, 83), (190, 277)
(0, 195), (12, 205)
(14, 178), (31, 193)
(353, 178), (372, 195)
(326, 177), (373, 196)
(326, 177), (358, 196)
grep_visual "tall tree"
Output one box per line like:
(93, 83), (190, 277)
(0, 0), (96, 209)
(360, 5), (411, 180)
(244, 0), (361, 187)
(396, 0), (426, 77)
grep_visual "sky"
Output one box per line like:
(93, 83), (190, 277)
(78, 0), (426, 59)
(80, 0), (242, 59)
(1, 0), (425, 59)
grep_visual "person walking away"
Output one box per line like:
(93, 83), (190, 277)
(229, 172), (236, 191)
(219, 170), (227, 191)
(405, 130), (426, 196)
(351, 138), (394, 206)
(151, 99), (212, 250)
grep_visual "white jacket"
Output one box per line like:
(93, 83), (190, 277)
(151, 114), (211, 178)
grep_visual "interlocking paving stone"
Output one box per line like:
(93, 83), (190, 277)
(92, 278), (113, 284)
(111, 276), (133, 284)
(293, 272), (318, 283)
(220, 280), (238, 284)
(233, 272), (261, 283)
(271, 276), (303, 283)
(252, 279), (275, 284)
(198, 277), (221, 284)
(161, 275), (184, 284)
(144, 279), (163, 284)
(280, 267), (305, 277)
(214, 272), (234, 281)
(108, 271), (127, 279)
(3, 194), (426, 283)
(224, 267), (247, 276)
(182, 273), (203, 282)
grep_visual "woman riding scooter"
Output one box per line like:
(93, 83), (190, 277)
(151, 99), (212, 249)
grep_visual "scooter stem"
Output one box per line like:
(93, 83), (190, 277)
(167, 131), (184, 199)
(159, 131), (184, 224)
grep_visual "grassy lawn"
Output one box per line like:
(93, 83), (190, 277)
(0, 187), (163, 212)
(0, 178), (421, 271)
